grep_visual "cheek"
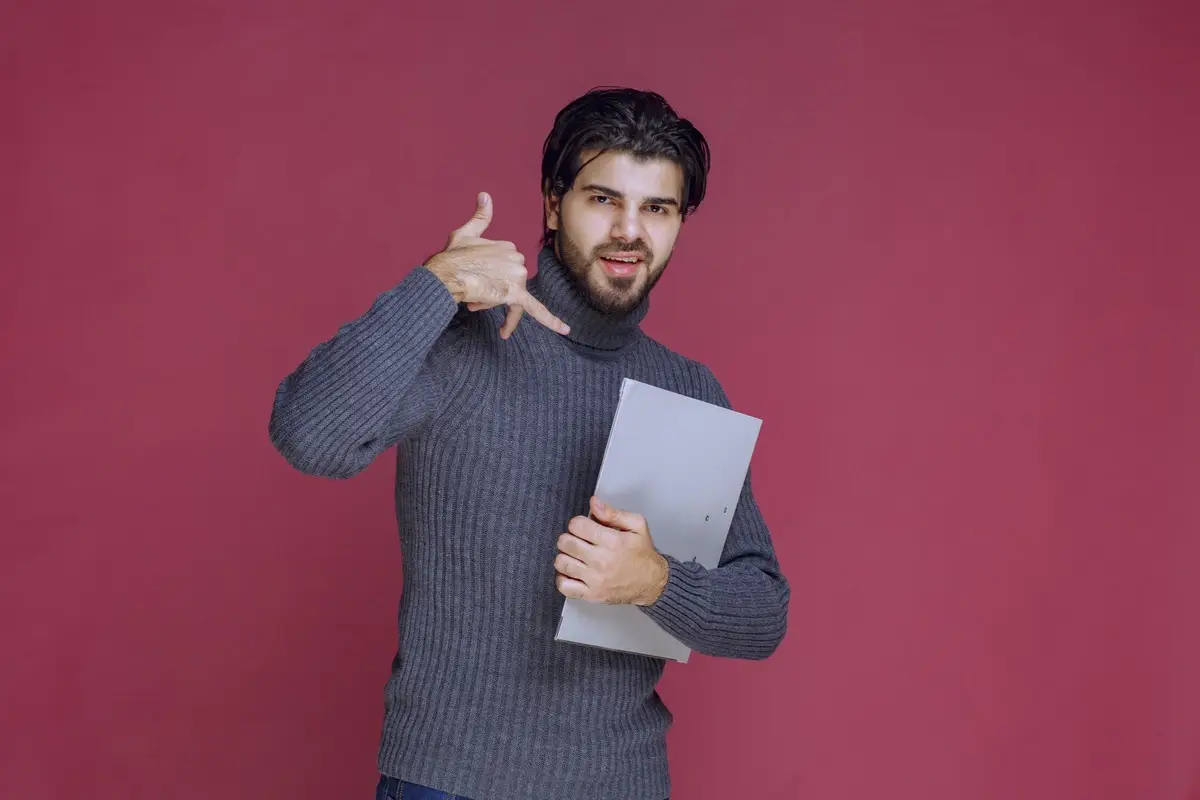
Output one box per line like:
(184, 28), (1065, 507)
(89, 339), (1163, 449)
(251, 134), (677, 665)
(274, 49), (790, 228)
(564, 202), (610, 246)
(647, 220), (680, 256)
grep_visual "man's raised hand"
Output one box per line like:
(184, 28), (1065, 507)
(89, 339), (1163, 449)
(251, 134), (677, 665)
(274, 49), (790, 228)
(424, 192), (570, 339)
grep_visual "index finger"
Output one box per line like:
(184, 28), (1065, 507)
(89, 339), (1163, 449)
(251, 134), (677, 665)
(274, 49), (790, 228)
(591, 497), (646, 533)
(567, 514), (611, 545)
(512, 288), (570, 336)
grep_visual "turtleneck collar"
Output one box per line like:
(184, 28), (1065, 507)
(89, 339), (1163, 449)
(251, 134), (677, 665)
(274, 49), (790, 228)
(528, 245), (649, 351)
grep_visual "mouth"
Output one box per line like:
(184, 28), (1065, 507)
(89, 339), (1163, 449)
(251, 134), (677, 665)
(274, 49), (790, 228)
(597, 253), (645, 278)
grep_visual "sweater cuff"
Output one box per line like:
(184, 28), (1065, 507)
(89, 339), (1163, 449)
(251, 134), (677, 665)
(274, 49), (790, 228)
(639, 554), (709, 631)
(372, 265), (459, 336)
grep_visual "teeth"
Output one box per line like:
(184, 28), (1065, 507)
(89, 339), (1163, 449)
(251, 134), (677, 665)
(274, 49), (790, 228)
(606, 257), (639, 263)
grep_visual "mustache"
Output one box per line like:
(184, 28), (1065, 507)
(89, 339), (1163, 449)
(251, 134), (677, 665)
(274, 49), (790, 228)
(594, 242), (652, 258)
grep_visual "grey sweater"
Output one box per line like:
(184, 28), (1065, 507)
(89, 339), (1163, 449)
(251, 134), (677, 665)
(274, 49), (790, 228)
(268, 247), (789, 800)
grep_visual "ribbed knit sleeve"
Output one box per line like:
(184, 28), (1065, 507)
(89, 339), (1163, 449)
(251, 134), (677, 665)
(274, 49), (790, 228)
(638, 370), (790, 660)
(268, 266), (461, 479)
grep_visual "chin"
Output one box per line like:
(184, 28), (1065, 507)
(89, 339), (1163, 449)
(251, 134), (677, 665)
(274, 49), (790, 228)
(587, 286), (644, 314)
(582, 267), (640, 311)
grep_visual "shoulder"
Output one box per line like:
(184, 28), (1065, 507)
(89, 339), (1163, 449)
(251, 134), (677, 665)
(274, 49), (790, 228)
(639, 336), (731, 409)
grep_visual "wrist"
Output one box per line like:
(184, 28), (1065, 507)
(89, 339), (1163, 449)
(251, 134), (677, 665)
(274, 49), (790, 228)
(635, 553), (670, 607)
(425, 260), (465, 303)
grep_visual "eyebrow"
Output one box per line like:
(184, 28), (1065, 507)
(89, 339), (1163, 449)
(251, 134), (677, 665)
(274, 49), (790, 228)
(580, 183), (680, 208)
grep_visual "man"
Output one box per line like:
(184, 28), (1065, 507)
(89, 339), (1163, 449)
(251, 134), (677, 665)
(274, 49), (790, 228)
(269, 87), (789, 800)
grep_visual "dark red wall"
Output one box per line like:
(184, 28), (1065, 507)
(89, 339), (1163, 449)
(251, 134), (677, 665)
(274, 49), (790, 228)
(3, 2), (1197, 798)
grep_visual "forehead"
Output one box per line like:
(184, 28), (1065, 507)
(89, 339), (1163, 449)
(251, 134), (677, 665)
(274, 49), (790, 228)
(572, 149), (683, 201)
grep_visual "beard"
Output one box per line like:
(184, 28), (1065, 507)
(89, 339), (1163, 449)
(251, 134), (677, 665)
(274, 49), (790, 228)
(555, 228), (671, 315)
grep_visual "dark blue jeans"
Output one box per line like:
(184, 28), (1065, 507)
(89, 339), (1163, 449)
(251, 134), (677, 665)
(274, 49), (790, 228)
(375, 774), (473, 800)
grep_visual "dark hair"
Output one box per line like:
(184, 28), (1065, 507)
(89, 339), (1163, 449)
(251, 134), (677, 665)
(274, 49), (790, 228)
(540, 87), (711, 247)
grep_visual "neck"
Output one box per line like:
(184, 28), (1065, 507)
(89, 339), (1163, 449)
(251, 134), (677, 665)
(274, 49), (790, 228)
(529, 245), (649, 351)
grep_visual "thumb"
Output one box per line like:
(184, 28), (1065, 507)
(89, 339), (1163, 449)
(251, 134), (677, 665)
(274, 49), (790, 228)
(455, 191), (493, 239)
(591, 496), (646, 533)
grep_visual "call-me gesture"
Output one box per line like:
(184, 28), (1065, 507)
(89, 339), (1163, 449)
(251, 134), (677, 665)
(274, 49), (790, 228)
(424, 192), (570, 340)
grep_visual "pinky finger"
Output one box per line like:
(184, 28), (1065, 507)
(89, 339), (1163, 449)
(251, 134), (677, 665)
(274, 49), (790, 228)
(514, 290), (570, 336)
(555, 574), (589, 600)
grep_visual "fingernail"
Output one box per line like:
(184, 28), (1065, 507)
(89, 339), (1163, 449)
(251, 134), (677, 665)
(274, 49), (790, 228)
(594, 499), (607, 512)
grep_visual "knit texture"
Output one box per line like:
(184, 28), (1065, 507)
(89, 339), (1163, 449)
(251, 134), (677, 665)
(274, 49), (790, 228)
(269, 247), (789, 800)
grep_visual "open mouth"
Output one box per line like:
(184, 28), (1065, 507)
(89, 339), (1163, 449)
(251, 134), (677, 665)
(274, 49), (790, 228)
(598, 254), (644, 277)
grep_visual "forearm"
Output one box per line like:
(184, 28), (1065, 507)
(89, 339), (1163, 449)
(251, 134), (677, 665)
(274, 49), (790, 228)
(640, 553), (789, 660)
(636, 399), (789, 661)
(268, 266), (460, 478)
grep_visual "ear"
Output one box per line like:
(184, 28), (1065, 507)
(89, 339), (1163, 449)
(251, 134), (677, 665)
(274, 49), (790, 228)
(543, 192), (562, 233)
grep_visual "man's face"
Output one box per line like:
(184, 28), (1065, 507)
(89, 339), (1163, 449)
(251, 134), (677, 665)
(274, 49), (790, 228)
(545, 149), (684, 314)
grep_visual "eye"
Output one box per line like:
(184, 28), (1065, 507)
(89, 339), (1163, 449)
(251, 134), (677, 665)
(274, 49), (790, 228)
(646, 205), (665, 214)
(593, 195), (612, 204)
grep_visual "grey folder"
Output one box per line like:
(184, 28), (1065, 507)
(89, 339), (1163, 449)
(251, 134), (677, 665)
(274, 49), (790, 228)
(554, 378), (763, 662)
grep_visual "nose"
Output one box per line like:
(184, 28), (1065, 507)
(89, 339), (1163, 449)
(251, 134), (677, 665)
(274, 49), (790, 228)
(610, 206), (640, 243)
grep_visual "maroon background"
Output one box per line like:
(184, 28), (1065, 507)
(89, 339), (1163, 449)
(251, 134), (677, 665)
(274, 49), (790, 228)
(3, 1), (1197, 798)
